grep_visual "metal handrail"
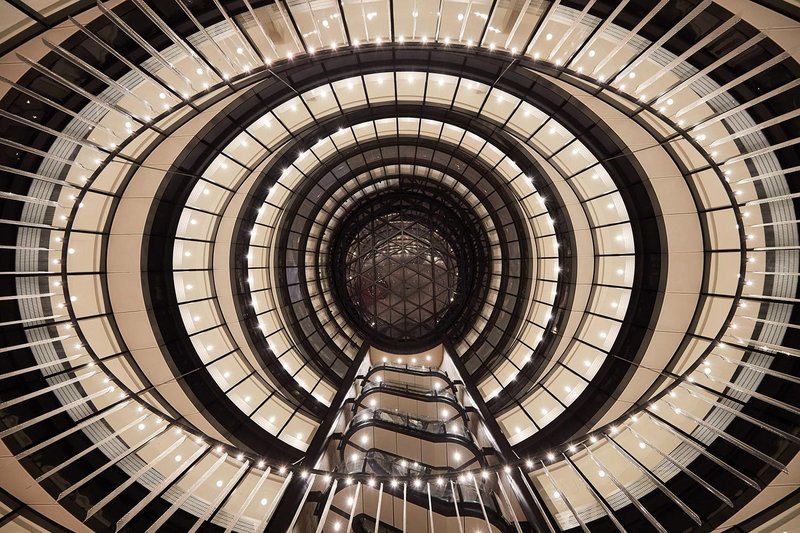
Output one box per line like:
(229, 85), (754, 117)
(350, 408), (470, 439)
(335, 451), (497, 511)
(362, 380), (457, 402)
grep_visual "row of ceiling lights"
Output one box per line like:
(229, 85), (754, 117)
(41, 17), (757, 502)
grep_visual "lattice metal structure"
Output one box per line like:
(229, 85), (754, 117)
(331, 190), (489, 350)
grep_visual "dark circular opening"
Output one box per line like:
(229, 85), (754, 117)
(330, 187), (487, 351)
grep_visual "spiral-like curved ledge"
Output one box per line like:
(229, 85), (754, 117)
(0, 1), (797, 531)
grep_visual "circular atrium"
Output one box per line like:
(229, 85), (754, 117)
(0, 1), (797, 532)
(330, 187), (489, 349)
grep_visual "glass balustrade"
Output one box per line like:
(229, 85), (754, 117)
(340, 364), (502, 527)
(339, 449), (448, 477)
(372, 361), (449, 376)
(336, 450), (497, 511)
(361, 379), (457, 402)
(335, 450), (496, 510)
(350, 408), (469, 439)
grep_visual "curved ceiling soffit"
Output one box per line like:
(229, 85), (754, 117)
(0, 1), (796, 532)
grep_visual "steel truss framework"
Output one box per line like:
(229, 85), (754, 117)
(330, 187), (492, 351)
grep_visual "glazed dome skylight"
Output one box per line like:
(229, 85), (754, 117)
(330, 187), (489, 349)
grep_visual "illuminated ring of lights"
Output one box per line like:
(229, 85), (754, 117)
(142, 60), (676, 458)
(56, 50), (696, 460)
(39, 44), (764, 516)
(53, 47), (736, 464)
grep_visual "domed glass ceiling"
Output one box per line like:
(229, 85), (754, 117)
(332, 191), (479, 348)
